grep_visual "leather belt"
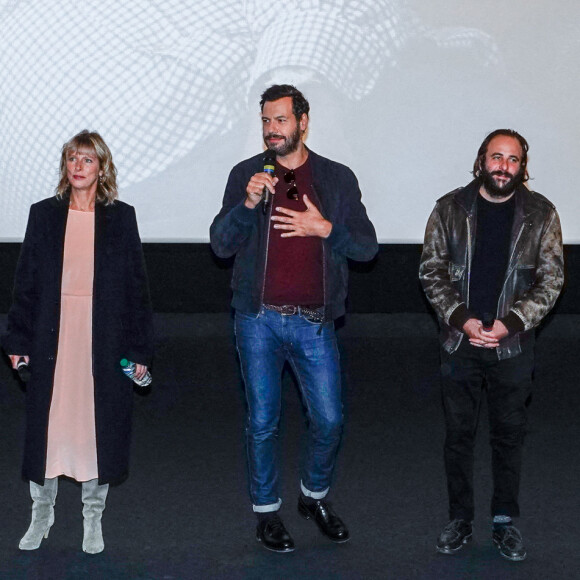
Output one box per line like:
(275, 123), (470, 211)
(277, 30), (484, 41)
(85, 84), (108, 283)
(263, 304), (324, 322)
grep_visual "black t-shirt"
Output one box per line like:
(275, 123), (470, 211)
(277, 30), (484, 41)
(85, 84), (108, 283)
(469, 193), (515, 321)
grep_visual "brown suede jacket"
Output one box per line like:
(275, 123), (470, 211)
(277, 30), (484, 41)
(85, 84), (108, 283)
(419, 179), (564, 360)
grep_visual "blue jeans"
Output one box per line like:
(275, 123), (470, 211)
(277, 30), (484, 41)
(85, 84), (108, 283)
(235, 308), (343, 512)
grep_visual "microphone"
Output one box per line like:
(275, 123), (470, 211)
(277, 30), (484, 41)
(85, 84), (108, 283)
(481, 313), (495, 332)
(261, 149), (276, 215)
(17, 357), (31, 382)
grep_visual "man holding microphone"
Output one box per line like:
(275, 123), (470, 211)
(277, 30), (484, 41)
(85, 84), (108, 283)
(210, 84), (377, 552)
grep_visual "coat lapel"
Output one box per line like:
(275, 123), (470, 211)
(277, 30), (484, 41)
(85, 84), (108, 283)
(94, 202), (113, 291)
(47, 196), (69, 283)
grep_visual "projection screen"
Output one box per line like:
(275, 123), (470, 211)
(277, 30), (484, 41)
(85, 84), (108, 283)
(0, 0), (578, 242)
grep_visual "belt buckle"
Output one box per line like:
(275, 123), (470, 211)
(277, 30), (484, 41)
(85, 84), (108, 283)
(280, 305), (297, 316)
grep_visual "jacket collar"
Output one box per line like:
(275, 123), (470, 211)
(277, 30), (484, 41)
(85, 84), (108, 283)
(257, 146), (327, 203)
(48, 193), (114, 216)
(303, 148), (327, 202)
(453, 179), (541, 220)
(48, 193), (69, 211)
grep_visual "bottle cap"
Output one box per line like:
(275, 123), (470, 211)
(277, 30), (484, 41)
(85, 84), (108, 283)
(120, 358), (129, 367)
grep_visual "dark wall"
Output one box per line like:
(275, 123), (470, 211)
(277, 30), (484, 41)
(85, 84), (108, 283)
(1, 243), (578, 314)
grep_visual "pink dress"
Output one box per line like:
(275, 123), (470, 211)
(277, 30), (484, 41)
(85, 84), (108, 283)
(45, 210), (98, 481)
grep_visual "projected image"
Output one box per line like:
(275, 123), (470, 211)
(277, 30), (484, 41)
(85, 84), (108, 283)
(0, 1), (576, 241)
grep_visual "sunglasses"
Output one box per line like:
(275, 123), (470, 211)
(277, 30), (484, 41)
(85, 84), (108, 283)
(283, 170), (299, 200)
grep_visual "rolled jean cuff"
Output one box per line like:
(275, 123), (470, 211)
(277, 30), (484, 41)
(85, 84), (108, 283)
(253, 498), (282, 513)
(301, 481), (329, 500)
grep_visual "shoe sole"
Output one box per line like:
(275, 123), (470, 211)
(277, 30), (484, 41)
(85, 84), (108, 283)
(436, 533), (472, 555)
(298, 506), (351, 543)
(256, 535), (295, 553)
(493, 539), (526, 561)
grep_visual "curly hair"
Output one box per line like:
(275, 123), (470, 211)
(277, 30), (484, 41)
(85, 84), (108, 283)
(56, 130), (118, 204)
(473, 129), (529, 182)
(260, 84), (310, 120)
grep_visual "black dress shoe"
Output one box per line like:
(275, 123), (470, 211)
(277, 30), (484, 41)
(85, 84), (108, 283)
(493, 525), (526, 561)
(256, 514), (295, 553)
(298, 495), (350, 543)
(436, 519), (472, 554)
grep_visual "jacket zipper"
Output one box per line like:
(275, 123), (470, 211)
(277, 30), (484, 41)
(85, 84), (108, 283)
(466, 216), (472, 308)
(311, 184), (327, 326)
(259, 198), (274, 309)
(496, 222), (526, 318)
(455, 215), (473, 348)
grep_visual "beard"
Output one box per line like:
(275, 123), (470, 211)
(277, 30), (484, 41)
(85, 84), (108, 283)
(479, 166), (524, 199)
(264, 124), (302, 157)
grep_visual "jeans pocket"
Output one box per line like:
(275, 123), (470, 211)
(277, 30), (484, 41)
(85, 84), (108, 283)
(235, 310), (264, 339)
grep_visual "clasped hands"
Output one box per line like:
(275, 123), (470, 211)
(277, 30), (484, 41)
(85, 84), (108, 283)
(245, 172), (332, 238)
(462, 318), (509, 348)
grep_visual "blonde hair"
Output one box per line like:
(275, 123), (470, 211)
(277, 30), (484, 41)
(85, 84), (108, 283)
(56, 130), (118, 204)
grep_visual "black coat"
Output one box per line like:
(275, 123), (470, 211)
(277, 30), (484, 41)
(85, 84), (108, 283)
(2, 196), (154, 485)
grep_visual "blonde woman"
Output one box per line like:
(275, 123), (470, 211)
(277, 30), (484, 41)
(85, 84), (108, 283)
(3, 130), (153, 553)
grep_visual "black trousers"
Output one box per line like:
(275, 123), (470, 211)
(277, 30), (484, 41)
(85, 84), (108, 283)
(440, 338), (534, 521)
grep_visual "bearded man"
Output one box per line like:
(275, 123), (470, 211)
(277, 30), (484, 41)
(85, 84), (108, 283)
(210, 84), (377, 553)
(419, 129), (564, 561)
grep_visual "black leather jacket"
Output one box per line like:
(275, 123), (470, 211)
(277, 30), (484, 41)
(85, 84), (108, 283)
(419, 179), (564, 359)
(210, 149), (378, 320)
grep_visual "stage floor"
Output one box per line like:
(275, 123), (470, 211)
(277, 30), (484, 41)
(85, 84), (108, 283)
(0, 313), (578, 579)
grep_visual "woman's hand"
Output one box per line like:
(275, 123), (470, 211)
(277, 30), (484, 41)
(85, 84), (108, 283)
(9, 355), (29, 369)
(134, 364), (148, 381)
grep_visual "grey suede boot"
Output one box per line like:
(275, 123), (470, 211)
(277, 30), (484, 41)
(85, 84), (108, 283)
(19, 478), (59, 550)
(81, 479), (109, 554)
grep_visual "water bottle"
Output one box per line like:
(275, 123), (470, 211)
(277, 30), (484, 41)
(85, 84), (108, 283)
(120, 358), (152, 387)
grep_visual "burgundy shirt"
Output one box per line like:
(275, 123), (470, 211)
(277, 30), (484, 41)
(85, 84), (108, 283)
(262, 157), (324, 306)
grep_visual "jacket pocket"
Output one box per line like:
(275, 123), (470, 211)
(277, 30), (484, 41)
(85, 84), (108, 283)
(515, 264), (536, 292)
(449, 263), (465, 282)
